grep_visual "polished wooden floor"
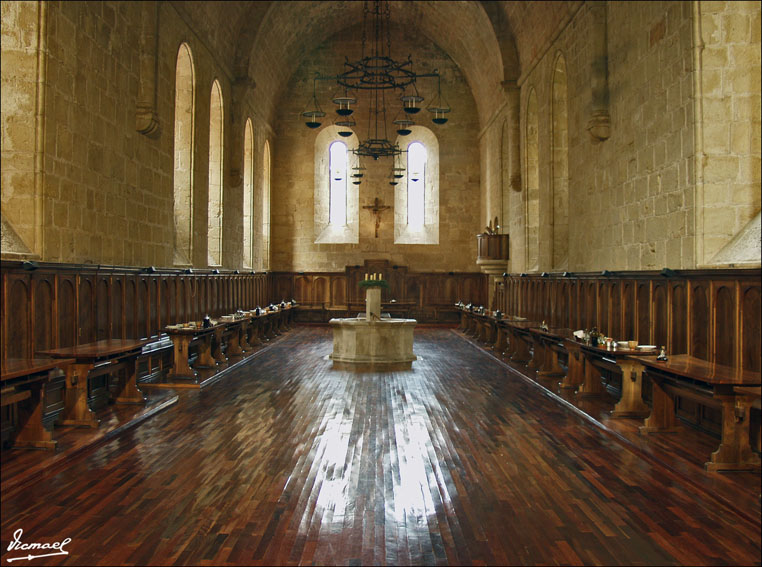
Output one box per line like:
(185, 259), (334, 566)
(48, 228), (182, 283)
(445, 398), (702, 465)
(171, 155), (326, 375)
(1, 326), (760, 566)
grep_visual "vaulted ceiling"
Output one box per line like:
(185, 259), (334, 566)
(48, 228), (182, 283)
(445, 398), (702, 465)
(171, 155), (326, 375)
(174, 1), (582, 126)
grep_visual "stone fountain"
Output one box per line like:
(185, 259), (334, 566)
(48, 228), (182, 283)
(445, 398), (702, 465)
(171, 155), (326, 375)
(329, 275), (417, 370)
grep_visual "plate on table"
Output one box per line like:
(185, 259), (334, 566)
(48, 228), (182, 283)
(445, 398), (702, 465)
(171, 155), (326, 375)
(637, 345), (656, 349)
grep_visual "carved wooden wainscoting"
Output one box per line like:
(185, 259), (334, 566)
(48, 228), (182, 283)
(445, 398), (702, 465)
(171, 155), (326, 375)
(0, 261), (273, 444)
(273, 260), (488, 325)
(492, 269), (761, 440)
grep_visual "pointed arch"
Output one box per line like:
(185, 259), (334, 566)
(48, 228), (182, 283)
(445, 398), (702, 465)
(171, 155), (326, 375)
(173, 42), (195, 266)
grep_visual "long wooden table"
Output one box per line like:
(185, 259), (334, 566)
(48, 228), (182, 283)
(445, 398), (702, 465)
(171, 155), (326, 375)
(1, 357), (75, 449)
(578, 343), (660, 418)
(631, 354), (761, 471)
(38, 339), (150, 428)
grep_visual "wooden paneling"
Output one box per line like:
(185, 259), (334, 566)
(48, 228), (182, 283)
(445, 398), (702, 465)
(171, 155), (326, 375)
(495, 269), (760, 369)
(272, 261), (488, 324)
(0, 262), (272, 364)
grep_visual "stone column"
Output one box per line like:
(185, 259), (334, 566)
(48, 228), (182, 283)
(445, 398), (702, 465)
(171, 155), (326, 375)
(366, 287), (381, 320)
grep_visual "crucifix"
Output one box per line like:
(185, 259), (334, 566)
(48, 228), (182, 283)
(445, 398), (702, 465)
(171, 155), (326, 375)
(362, 197), (391, 238)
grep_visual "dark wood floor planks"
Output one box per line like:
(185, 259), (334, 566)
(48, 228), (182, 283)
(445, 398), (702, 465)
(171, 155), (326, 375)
(1, 326), (760, 566)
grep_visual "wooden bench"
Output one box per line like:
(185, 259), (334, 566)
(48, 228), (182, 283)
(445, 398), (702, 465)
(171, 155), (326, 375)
(38, 339), (150, 428)
(1, 357), (75, 449)
(631, 354), (761, 471)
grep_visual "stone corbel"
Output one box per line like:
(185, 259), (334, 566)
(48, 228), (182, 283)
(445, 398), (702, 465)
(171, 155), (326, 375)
(136, 2), (160, 138)
(587, 1), (610, 142)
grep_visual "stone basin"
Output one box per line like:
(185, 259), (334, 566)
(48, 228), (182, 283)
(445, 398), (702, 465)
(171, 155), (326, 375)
(329, 316), (417, 370)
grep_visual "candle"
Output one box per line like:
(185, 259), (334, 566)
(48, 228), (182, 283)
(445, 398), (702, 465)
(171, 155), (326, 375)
(365, 273), (368, 281)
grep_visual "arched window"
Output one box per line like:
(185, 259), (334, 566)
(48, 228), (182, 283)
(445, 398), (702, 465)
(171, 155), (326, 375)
(525, 88), (539, 271)
(207, 80), (224, 267)
(394, 126), (439, 244)
(173, 43), (195, 266)
(243, 118), (254, 269)
(329, 141), (348, 226)
(314, 126), (359, 244)
(262, 140), (271, 270)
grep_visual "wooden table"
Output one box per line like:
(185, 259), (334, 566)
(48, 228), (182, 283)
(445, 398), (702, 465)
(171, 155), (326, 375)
(164, 325), (219, 381)
(498, 320), (538, 364)
(1, 357), (75, 449)
(578, 343), (659, 417)
(632, 354), (761, 471)
(38, 339), (150, 428)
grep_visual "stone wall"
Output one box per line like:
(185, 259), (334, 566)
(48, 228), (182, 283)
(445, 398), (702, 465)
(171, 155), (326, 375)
(268, 25), (481, 273)
(1, 1), (273, 270)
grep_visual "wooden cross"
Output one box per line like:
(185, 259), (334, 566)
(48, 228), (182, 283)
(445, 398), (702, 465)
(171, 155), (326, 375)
(362, 197), (391, 238)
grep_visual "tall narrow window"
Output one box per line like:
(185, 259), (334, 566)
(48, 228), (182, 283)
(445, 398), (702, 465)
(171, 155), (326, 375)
(314, 126), (359, 244)
(329, 141), (348, 226)
(407, 142), (426, 229)
(173, 43), (195, 266)
(243, 118), (254, 269)
(262, 140), (271, 270)
(394, 126), (439, 244)
(207, 80), (224, 267)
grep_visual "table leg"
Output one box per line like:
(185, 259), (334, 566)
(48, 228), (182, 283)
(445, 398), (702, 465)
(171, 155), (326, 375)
(168, 335), (198, 379)
(705, 388), (761, 471)
(60, 364), (100, 428)
(226, 325), (244, 357)
(195, 335), (217, 368)
(577, 357), (605, 398)
(239, 321), (253, 351)
(14, 378), (57, 449)
(538, 341), (565, 378)
(611, 360), (651, 418)
(527, 336), (543, 370)
(510, 332), (531, 364)
(494, 326), (508, 355)
(212, 328), (228, 365)
(114, 357), (146, 404)
(640, 376), (680, 434)
(561, 345), (584, 389)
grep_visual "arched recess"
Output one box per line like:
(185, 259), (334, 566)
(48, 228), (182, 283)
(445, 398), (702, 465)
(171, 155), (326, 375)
(262, 140), (271, 270)
(173, 43), (195, 267)
(314, 125), (359, 244)
(208, 80), (224, 267)
(395, 126), (439, 245)
(243, 118), (254, 269)
(525, 88), (540, 271)
(551, 53), (569, 270)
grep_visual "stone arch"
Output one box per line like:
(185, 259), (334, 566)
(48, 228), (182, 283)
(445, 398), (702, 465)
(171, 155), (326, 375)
(173, 42), (195, 267)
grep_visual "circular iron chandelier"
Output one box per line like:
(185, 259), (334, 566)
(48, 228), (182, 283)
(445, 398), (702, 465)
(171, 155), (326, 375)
(302, 0), (451, 174)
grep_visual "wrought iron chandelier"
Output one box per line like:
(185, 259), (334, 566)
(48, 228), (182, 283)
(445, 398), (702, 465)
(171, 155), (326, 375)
(301, 0), (451, 182)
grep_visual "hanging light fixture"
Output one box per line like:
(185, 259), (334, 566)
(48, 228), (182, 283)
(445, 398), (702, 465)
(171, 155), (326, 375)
(303, 0), (451, 172)
(427, 75), (451, 125)
(301, 74), (325, 129)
